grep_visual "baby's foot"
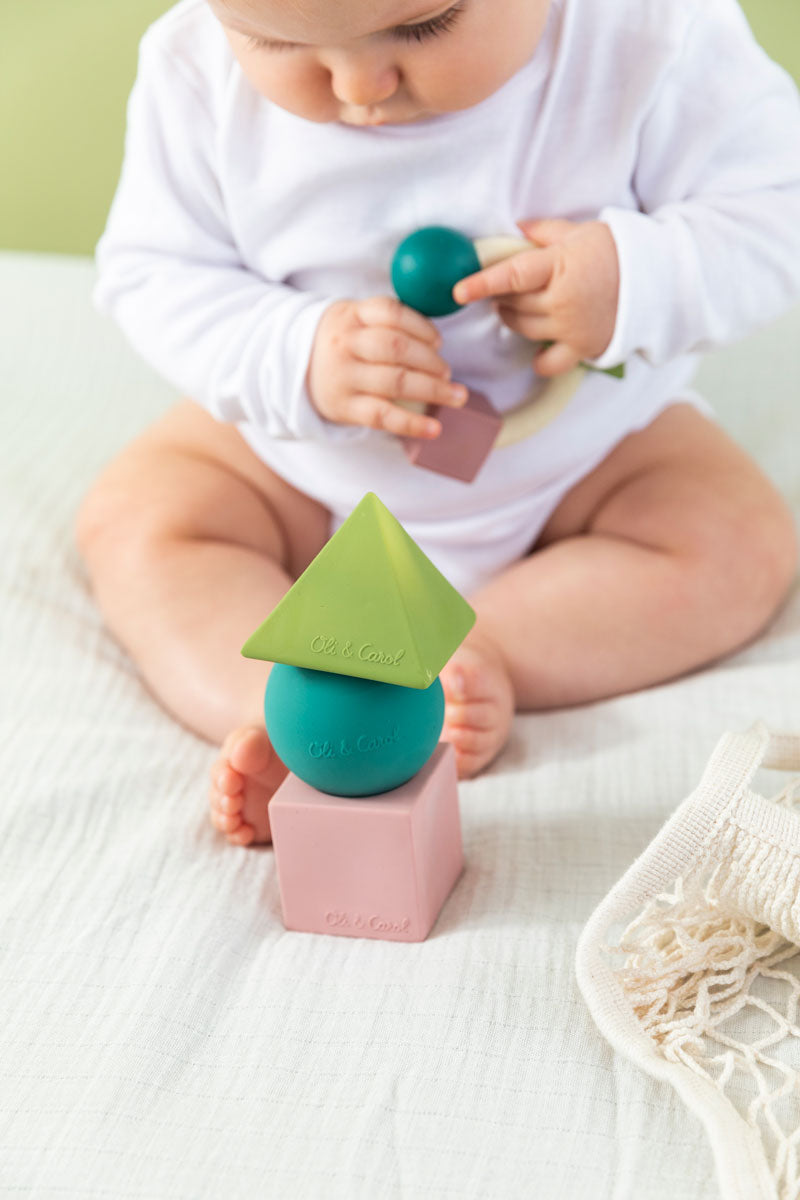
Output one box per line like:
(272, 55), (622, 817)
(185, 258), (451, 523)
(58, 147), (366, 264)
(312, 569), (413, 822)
(209, 725), (287, 846)
(439, 636), (515, 778)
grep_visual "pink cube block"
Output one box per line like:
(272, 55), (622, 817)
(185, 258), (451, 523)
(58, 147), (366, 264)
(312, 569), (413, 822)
(269, 743), (463, 942)
(403, 389), (502, 483)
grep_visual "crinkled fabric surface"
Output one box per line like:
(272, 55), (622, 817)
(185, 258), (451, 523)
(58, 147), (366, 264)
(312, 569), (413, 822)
(1, 251), (799, 1199)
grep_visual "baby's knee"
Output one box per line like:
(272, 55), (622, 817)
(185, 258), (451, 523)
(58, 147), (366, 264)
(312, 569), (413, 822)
(75, 460), (178, 582)
(76, 474), (114, 559)
(76, 471), (142, 578)
(75, 433), (294, 586)
(695, 486), (798, 638)
(746, 492), (798, 617)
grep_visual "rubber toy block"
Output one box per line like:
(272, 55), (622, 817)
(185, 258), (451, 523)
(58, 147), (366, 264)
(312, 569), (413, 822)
(391, 226), (481, 317)
(265, 665), (444, 796)
(403, 390), (502, 483)
(241, 492), (475, 689)
(269, 743), (463, 942)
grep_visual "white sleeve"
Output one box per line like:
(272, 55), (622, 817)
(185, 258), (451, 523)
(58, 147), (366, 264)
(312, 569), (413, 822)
(94, 37), (357, 442)
(592, 0), (800, 370)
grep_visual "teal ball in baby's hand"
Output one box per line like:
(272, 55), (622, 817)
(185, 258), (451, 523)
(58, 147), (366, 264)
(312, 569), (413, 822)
(392, 226), (481, 317)
(264, 665), (444, 797)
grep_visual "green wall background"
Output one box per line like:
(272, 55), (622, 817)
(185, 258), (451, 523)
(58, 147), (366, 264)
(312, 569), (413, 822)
(2, 0), (799, 256)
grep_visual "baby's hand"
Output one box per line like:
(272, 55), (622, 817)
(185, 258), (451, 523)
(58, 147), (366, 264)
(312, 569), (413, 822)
(307, 296), (468, 439)
(452, 219), (620, 377)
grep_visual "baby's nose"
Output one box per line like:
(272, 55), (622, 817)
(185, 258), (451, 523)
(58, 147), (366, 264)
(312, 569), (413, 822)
(325, 53), (400, 107)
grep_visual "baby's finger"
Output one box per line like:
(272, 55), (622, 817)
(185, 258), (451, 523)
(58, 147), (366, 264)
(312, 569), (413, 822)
(517, 217), (577, 245)
(452, 248), (554, 304)
(492, 288), (551, 316)
(496, 305), (557, 342)
(355, 296), (441, 346)
(349, 326), (451, 379)
(355, 363), (468, 409)
(347, 395), (442, 440)
(533, 341), (581, 377)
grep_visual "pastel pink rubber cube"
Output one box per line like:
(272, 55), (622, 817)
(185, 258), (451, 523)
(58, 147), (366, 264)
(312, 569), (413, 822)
(269, 743), (463, 942)
(403, 389), (502, 483)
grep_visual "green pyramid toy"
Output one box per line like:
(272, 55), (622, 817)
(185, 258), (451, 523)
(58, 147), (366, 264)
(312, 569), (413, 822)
(241, 493), (475, 688)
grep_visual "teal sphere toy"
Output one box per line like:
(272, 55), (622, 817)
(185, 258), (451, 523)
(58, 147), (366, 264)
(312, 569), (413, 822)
(391, 226), (481, 317)
(264, 665), (445, 797)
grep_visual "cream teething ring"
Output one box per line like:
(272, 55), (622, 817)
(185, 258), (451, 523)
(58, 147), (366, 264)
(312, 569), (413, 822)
(472, 236), (619, 447)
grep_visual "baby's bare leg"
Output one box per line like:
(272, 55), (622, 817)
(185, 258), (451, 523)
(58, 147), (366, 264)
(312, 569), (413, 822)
(442, 404), (797, 767)
(76, 401), (330, 841)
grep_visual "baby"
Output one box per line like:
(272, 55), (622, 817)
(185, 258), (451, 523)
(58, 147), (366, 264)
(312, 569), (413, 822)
(78, 0), (800, 845)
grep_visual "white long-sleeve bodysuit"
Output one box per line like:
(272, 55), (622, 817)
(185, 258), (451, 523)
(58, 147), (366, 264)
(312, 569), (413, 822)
(95, 0), (800, 593)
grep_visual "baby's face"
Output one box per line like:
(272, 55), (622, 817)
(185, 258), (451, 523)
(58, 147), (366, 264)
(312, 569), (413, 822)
(208, 0), (549, 126)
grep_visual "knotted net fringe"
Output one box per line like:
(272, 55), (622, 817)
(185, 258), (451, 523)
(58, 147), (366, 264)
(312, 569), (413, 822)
(577, 725), (800, 1200)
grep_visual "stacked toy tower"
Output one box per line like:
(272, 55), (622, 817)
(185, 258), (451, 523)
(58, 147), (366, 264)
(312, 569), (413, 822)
(242, 492), (475, 943)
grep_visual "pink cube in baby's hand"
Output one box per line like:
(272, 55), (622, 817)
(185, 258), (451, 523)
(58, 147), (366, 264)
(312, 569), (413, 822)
(269, 743), (463, 942)
(403, 389), (502, 483)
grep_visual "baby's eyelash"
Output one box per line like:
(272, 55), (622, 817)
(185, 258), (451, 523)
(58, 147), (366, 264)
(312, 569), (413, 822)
(246, 34), (292, 52)
(244, 3), (466, 52)
(393, 3), (466, 43)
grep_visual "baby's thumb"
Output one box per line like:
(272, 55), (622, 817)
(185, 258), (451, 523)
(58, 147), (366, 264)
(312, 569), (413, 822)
(517, 217), (575, 246)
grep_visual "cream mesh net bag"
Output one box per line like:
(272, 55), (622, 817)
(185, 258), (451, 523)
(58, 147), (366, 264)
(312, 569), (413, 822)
(577, 723), (800, 1200)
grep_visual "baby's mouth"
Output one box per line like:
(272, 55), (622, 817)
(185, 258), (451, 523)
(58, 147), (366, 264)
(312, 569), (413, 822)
(339, 99), (426, 127)
(339, 105), (388, 126)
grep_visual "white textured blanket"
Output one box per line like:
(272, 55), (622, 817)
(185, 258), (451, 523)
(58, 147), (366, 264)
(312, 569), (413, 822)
(1, 251), (799, 1199)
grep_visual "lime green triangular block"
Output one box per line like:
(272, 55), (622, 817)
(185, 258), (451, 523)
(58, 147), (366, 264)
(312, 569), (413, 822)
(241, 492), (475, 688)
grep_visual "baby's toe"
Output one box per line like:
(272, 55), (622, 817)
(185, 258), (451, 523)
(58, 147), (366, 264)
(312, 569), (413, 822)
(209, 760), (247, 835)
(445, 725), (497, 779)
(445, 697), (497, 731)
(209, 795), (257, 844)
(440, 639), (515, 777)
(227, 726), (279, 782)
(209, 725), (284, 848)
(210, 807), (241, 834)
(226, 824), (256, 847)
(211, 761), (244, 798)
(208, 782), (239, 820)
